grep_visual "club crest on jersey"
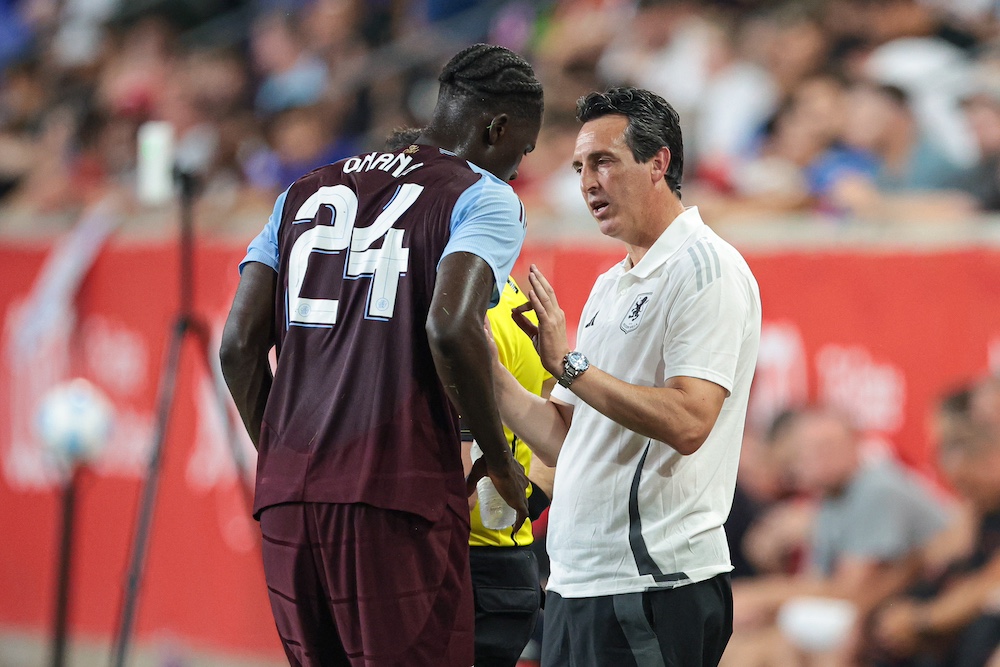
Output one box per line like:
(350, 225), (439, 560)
(620, 292), (652, 334)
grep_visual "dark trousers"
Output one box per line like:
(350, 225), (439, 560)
(470, 546), (541, 667)
(541, 574), (733, 667)
(259, 503), (474, 667)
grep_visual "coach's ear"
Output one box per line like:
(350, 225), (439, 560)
(650, 146), (671, 184)
(485, 114), (509, 145)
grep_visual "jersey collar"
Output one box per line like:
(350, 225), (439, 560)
(622, 206), (704, 278)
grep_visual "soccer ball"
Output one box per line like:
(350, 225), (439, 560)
(35, 378), (114, 465)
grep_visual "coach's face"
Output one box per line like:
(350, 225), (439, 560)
(573, 115), (660, 245)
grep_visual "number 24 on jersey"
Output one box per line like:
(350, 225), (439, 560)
(287, 183), (422, 328)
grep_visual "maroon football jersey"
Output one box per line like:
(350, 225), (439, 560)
(254, 146), (491, 522)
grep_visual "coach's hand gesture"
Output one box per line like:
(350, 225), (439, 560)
(513, 264), (570, 378)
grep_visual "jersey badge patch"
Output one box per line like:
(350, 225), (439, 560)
(620, 292), (652, 334)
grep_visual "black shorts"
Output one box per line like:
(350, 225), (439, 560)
(259, 502), (474, 667)
(541, 574), (732, 667)
(470, 546), (541, 667)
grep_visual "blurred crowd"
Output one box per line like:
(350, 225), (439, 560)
(721, 378), (1000, 667)
(6, 0), (1000, 237)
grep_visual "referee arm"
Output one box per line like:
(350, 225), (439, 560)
(220, 261), (276, 450)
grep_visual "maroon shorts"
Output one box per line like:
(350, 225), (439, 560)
(259, 502), (474, 667)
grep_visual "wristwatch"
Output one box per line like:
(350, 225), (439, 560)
(558, 351), (590, 388)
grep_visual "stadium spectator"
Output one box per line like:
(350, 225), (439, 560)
(96, 16), (177, 120)
(730, 409), (813, 580)
(841, 83), (965, 191)
(956, 74), (1000, 211)
(826, 81), (977, 221)
(249, 11), (329, 116)
(760, 5), (830, 98)
(599, 6), (778, 174)
(6, 1), (1000, 230)
(872, 381), (1000, 667)
(697, 75), (879, 220)
(242, 104), (361, 193)
(726, 407), (950, 667)
(786, 75), (879, 209)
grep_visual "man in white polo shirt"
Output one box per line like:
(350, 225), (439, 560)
(490, 87), (761, 666)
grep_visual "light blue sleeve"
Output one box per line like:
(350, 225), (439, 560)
(239, 188), (288, 274)
(439, 166), (526, 307)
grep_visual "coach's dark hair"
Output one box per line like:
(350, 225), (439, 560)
(437, 43), (544, 119)
(577, 87), (684, 196)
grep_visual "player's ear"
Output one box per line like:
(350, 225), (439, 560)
(485, 114), (509, 145)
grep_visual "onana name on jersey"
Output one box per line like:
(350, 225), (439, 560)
(343, 151), (424, 179)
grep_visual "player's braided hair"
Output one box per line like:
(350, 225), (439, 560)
(437, 44), (543, 119)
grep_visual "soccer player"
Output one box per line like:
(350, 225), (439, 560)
(490, 87), (762, 665)
(219, 44), (543, 667)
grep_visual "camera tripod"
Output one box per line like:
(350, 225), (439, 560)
(110, 171), (254, 667)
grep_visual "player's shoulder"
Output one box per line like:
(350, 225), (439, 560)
(449, 162), (525, 235)
(462, 161), (521, 206)
(287, 160), (347, 190)
(402, 146), (497, 192)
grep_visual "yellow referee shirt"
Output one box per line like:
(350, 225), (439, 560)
(470, 276), (549, 548)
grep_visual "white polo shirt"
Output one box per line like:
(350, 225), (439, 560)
(547, 206), (761, 598)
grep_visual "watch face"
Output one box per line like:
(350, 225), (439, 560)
(566, 351), (588, 371)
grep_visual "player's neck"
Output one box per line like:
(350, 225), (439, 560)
(418, 118), (497, 170)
